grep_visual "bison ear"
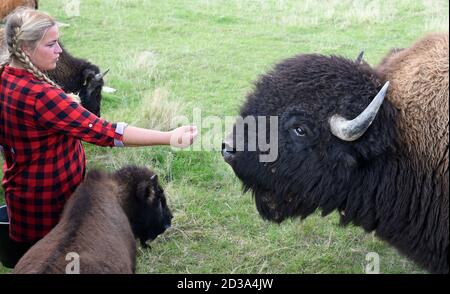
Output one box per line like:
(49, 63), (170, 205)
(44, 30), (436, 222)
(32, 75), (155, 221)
(136, 181), (155, 202)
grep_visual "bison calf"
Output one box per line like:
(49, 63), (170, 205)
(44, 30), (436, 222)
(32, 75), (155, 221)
(13, 166), (173, 274)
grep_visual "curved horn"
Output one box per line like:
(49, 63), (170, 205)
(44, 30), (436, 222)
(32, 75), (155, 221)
(94, 68), (110, 81)
(355, 49), (364, 64)
(329, 81), (389, 142)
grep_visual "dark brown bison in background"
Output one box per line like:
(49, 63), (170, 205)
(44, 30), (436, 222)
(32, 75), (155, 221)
(13, 166), (173, 274)
(222, 33), (448, 273)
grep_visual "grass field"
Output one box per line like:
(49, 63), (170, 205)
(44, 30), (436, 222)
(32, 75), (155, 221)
(1, 0), (448, 274)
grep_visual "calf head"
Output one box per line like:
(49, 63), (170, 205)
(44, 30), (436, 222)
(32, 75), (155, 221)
(116, 166), (173, 247)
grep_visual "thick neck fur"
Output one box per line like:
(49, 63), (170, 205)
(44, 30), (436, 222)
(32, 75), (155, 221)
(32, 170), (137, 273)
(324, 152), (448, 273)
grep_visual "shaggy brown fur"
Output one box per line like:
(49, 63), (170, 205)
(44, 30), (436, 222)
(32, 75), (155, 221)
(375, 33), (449, 272)
(377, 33), (449, 165)
(0, 0), (37, 20)
(13, 166), (172, 274)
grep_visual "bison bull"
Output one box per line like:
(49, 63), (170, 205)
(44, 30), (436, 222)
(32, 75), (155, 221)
(222, 33), (449, 274)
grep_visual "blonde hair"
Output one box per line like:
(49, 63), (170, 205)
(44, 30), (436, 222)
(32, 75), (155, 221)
(0, 7), (59, 88)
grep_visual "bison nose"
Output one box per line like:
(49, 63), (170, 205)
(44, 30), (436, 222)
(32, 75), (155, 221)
(222, 132), (236, 161)
(221, 141), (236, 161)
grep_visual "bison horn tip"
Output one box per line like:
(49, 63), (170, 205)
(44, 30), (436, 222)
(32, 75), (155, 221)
(94, 68), (110, 81)
(356, 49), (365, 64)
(329, 81), (389, 141)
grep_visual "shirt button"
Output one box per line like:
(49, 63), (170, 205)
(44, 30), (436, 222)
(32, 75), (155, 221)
(89, 123), (93, 128)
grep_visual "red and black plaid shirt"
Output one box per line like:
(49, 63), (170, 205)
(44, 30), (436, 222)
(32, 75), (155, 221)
(0, 65), (125, 242)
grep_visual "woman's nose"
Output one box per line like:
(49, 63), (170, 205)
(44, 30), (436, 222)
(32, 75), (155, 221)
(55, 42), (63, 54)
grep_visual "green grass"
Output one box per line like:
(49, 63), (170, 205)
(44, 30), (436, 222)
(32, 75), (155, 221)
(1, 0), (448, 274)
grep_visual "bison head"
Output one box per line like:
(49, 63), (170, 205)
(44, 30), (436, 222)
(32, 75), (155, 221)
(222, 54), (397, 224)
(78, 67), (109, 117)
(115, 166), (173, 247)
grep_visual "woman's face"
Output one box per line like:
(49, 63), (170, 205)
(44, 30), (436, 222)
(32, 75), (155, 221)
(23, 25), (62, 71)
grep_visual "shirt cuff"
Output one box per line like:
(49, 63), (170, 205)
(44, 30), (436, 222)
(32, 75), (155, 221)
(114, 122), (128, 147)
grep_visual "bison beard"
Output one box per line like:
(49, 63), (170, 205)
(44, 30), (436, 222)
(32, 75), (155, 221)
(223, 34), (449, 274)
(13, 166), (173, 274)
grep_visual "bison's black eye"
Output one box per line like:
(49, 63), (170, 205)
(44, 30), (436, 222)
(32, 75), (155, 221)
(293, 127), (306, 137)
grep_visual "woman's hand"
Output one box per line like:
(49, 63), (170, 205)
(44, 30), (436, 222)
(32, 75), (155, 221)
(169, 125), (198, 148)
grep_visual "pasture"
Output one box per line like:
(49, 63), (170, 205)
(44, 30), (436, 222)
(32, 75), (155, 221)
(1, 0), (448, 274)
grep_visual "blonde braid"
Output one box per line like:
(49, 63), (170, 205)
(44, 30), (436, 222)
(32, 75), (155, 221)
(11, 27), (60, 88)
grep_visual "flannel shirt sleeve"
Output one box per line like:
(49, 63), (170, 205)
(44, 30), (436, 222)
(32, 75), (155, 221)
(34, 87), (126, 147)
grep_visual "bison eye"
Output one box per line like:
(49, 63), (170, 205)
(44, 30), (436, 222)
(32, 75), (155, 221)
(293, 127), (306, 137)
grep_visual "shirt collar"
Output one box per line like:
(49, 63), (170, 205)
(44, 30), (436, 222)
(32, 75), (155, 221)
(4, 65), (36, 78)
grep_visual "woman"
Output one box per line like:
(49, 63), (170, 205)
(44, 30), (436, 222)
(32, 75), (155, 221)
(0, 8), (197, 267)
